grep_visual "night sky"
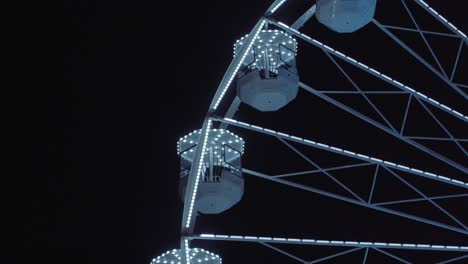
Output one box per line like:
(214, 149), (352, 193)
(56, 1), (467, 263)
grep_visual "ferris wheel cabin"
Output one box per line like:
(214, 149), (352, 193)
(235, 30), (299, 112)
(315, 0), (377, 33)
(177, 129), (245, 214)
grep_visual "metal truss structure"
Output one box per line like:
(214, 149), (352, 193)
(177, 0), (468, 263)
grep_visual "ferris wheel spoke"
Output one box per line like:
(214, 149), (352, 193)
(319, 90), (409, 94)
(378, 24), (459, 38)
(304, 83), (467, 173)
(413, 0), (468, 42)
(277, 136), (366, 203)
(261, 242), (364, 264)
(384, 167), (468, 230)
(274, 163), (468, 208)
(272, 163), (373, 179)
(323, 51), (399, 133)
(218, 116), (468, 234)
(413, 97), (468, 156)
(436, 254), (468, 264)
(320, 49), (464, 157)
(298, 82), (468, 173)
(362, 247), (370, 264)
(455, 83), (468, 89)
(242, 168), (468, 235)
(368, 165), (380, 204)
(161, 1), (468, 263)
(405, 136), (468, 142)
(193, 234), (468, 252)
(217, 117), (468, 189)
(400, 95), (413, 135)
(401, 0), (449, 79)
(268, 19), (468, 122)
(260, 242), (307, 263)
(219, 96), (241, 130)
(290, 4), (316, 30)
(374, 193), (468, 206)
(450, 39), (464, 82)
(372, 247), (411, 264)
(372, 19), (466, 99)
(307, 247), (362, 264)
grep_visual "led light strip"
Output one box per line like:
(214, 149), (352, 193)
(212, 20), (267, 110)
(184, 239), (190, 264)
(220, 117), (468, 188)
(269, 0), (287, 14)
(415, 0), (468, 39)
(274, 21), (468, 122)
(195, 234), (468, 252)
(185, 120), (213, 228)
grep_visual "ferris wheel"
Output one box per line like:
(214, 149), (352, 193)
(153, 0), (468, 263)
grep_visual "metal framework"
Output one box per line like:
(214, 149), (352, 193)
(175, 0), (468, 263)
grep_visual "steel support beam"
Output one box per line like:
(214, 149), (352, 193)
(412, 0), (468, 42)
(374, 193), (468, 206)
(373, 247), (411, 264)
(368, 165), (379, 204)
(451, 39), (464, 81)
(385, 167), (467, 230)
(380, 24), (459, 38)
(215, 117), (468, 189)
(401, 0), (448, 78)
(415, 97), (467, 156)
(400, 95), (412, 135)
(242, 168), (468, 235)
(298, 82), (468, 174)
(406, 136), (468, 142)
(267, 19), (468, 122)
(261, 242), (307, 263)
(324, 51), (398, 133)
(307, 248), (361, 264)
(291, 4), (316, 30)
(192, 234), (468, 252)
(220, 96), (242, 129)
(362, 248), (369, 264)
(320, 90), (408, 94)
(372, 19), (467, 99)
(273, 163), (372, 178)
(436, 254), (468, 264)
(266, 20), (468, 172)
(278, 137), (365, 202)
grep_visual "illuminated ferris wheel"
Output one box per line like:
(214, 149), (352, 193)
(153, 0), (468, 263)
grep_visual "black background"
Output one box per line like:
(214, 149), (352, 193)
(56, 1), (467, 263)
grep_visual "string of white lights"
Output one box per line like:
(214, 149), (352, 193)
(185, 120), (213, 228)
(184, 239), (190, 263)
(180, 2), (291, 260)
(268, 0), (288, 14)
(414, 0), (468, 40)
(194, 234), (468, 252)
(219, 117), (468, 189)
(272, 21), (468, 122)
